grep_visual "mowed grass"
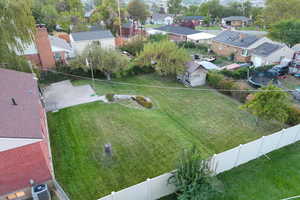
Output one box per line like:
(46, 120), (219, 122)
(217, 142), (300, 200)
(47, 74), (281, 200)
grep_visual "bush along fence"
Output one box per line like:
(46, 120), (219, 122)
(98, 124), (300, 200)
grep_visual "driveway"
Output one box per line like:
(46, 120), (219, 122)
(43, 80), (101, 111)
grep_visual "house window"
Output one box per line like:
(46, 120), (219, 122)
(241, 49), (249, 56)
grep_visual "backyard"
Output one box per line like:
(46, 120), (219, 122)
(47, 74), (281, 200)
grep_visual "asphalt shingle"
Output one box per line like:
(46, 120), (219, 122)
(252, 42), (283, 57)
(71, 30), (114, 41)
(154, 25), (201, 36)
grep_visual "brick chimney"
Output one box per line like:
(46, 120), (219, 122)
(35, 25), (55, 68)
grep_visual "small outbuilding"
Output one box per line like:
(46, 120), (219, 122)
(187, 32), (216, 44)
(178, 61), (208, 87)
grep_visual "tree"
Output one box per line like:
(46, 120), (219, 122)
(268, 19), (300, 47)
(169, 147), (223, 200)
(242, 85), (289, 124)
(167, 0), (183, 15)
(198, 0), (224, 19)
(0, 0), (35, 72)
(127, 0), (149, 23)
(91, 0), (127, 34)
(137, 40), (189, 77)
(261, 0), (300, 26)
(72, 44), (129, 80)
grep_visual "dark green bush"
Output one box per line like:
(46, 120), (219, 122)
(120, 38), (148, 56)
(207, 71), (250, 103)
(220, 67), (248, 79)
(106, 93), (115, 102)
(132, 96), (153, 108)
(286, 105), (300, 126)
(177, 41), (209, 52)
(149, 34), (168, 42)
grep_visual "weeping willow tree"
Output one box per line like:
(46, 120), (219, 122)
(0, 0), (36, 72)
(136, 40), (189, 77)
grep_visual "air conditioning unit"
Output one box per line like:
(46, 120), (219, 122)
(31, 184), (51, 200)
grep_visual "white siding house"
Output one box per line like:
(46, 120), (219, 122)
(70, 30), (115, 55)
(178, 61), (208, 87)
(251, 42), (295, 67)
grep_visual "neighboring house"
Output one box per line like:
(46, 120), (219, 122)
(176, 16), (205, 29)
(211, 30), (272, 62)
(149, 13), (174, 25)
(222, 16), (251, 27)
(292, 44), (300, 67)
(121, 21), (145, 38)
(17, 25), (73, 69)
(0, 69), (53, 200)
(153, 25), (201, 41)
(251, 42), (295, 67)
(187, 32), (216, 44)
(70, 30), (115, 55)
(178, 61), (208, 87)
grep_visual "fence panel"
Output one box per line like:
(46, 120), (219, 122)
(114, 181), (148, 200)
(260, 131), (282, 155)
(214, 146), (239, 174)
(236, 138), (261, 166)
(280, 126), (299, 148)
(151, 173), (176, 200)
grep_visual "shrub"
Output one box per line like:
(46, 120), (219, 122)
(106, 93), (115, 102)
(218, 79), (235, 95)
(220, 67), (248, 80)
(132, 96), (153, 108)
(286, 105), (300, 126)
(206, 71), (225, 88)
(149, 34), (168, 42)
(230, 83), (250, 103)
(120, 37), (148, 56)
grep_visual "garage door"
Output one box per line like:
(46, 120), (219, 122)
(253, 56), (262, 67)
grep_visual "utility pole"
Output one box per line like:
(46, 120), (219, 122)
(117, 0), (122, 38)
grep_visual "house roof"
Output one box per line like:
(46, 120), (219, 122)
(186, 61), (200, 73)
(71, 30), (114, 41)
(0, 68), (43, 139)
(213, 30), (260, 48)
(292, 44), (300, 52)
(198, 61), (219, 70)
(223, 16), (251, 22)
(180, 16), (205, 20)
(0, 142), (52, 195)
(187, 32), (216, 41)
(154, 25), (201, 36)
(49, 36), (72, 53)
(252, 42), (283, 57)
(152, 13), (174, 21)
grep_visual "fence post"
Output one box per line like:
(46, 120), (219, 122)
(276, 129), (285, 149)
(234, 144), (243, 168)
(111, 192), (115, 200)
(147, 178), (151, 200)
(256, 136), (265, 157)
(211, 154), (217, 174)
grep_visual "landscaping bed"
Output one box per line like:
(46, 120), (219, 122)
(48, 74), (281, 200)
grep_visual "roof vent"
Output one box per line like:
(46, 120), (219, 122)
(11, 98), (17, 106)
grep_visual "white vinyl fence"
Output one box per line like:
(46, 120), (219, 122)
(98, 124), (300, 200)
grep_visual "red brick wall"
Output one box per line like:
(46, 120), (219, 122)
(168, 33), (187, 42)
(24, 54), (41, 66)
(36, 27), (56, 69)
(211, 41), (250, 62)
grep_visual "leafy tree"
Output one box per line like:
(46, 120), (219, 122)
(261, 0), (300, 25)
(268, 19), (300, 47)
(72, 44), (129, 80)
(149, 34), (168, 43)
(120, 37), (148, 56)
(0, 0), (35, 72)
(137, 40), (189, 77)
(91, 0), (127, 34)
(198, 0), (224, 19)
(167, 0), (183, 15)
(242, 85), (290, 124)
(169, 147), (223, 200)
(127, 0), (149, 23)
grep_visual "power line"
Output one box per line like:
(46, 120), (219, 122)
(45, 69), (297, 93)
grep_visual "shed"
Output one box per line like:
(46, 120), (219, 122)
(195, 61), (219, 70)
(177, 61), (208, 87)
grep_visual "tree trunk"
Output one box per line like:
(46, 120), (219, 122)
(105, 72), (111, 81)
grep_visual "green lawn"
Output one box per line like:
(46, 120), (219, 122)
(47, 74), (281, 200)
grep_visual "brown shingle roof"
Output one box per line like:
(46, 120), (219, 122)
(0, 68), (43, 139)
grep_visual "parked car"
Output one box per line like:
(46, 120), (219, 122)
(268, 64), (289, 76)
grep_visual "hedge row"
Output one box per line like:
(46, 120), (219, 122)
(207, 71), (250, 103)
(220, 67), (248, 80)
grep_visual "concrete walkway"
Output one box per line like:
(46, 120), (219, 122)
(43, 80), (104, 111)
